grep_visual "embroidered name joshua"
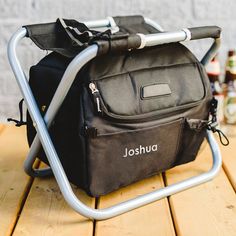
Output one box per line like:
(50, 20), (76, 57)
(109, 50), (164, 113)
(123, 144), (158, 158)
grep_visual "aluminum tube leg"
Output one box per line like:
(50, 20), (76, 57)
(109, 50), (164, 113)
(201, 38), (221, 66)
(24, 152), (52, 177)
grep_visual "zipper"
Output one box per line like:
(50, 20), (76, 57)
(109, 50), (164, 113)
(102, 100), (202, 122)
(88, 80), (205, 123)
(89, 82), (102, 113)
(85, 116), (185, 139)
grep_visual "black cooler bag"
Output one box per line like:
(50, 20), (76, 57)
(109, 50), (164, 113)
(26, 17), (213, 197)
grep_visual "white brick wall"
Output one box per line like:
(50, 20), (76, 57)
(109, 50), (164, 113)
(0, 0), (235, 122)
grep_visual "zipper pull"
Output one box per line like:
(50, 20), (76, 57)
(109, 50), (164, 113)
(207, 97), (229, 146)
(209, 97), (218, 123)
(207, 122), (229, 146)
(85, 126), (98, 138)
(89, 82), (102, 113)
(89, 82), (99, 94)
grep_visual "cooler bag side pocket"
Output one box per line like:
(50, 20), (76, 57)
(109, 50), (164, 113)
(86, 118), (184, 197)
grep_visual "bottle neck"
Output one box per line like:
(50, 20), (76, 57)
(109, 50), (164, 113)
(225, 71), (236, 84)
(208, 74), (220, 82)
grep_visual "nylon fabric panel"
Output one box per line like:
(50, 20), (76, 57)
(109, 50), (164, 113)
(87, 118), (184, 196)
(95, 63), (205, 117)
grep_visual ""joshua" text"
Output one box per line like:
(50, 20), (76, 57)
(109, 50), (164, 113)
(123, 144), (158, 158)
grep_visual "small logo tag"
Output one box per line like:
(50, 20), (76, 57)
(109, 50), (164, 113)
(123, 144), (158, 158)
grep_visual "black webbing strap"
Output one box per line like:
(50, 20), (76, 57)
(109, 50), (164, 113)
(57, 18), (140, 55)
(57, 18), (113, 46)
(7, 99), (27, 127)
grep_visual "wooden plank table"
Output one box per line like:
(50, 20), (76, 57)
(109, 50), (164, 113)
(165, 142), (236, 236)
(0, 125), (235, 236)
(0, 125), (33, 236)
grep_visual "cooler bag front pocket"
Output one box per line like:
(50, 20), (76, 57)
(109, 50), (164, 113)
(87, 118), (184, 196)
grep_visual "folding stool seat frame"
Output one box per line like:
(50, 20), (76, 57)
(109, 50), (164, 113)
(8, 17), (222, 220)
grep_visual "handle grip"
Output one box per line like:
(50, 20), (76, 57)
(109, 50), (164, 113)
(188, 26), (221, 40)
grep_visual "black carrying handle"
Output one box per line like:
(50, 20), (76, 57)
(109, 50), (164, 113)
(188, 26), (221, 40)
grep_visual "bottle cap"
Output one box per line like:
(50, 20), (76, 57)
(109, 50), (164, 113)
(228, 50), (235, 57)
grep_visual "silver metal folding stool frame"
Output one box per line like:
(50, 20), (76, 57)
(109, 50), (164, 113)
(8, 17), (222, 220)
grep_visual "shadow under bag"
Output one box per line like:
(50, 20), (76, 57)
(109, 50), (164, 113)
(25, 16), (213, 197)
